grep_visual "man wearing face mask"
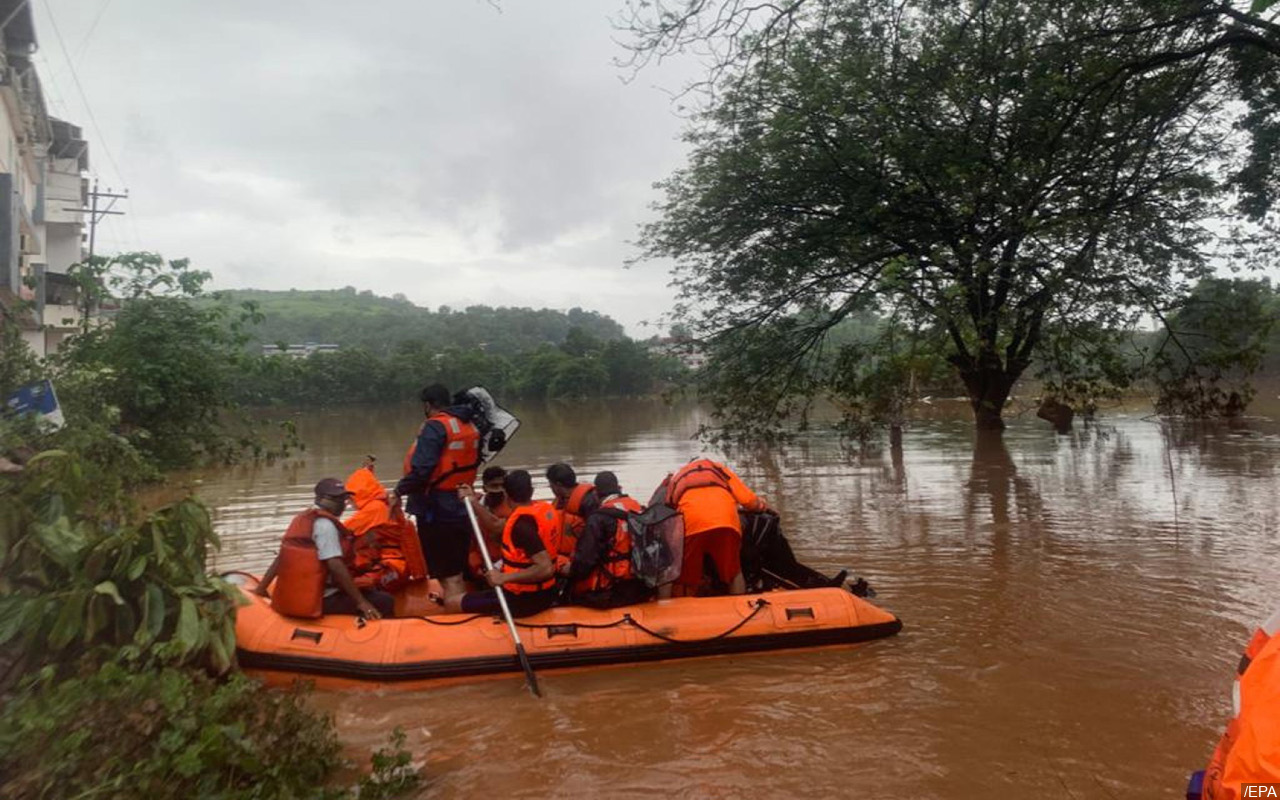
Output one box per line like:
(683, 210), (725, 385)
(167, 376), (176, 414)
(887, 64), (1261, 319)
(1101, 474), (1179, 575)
(460, 465), (512, 572)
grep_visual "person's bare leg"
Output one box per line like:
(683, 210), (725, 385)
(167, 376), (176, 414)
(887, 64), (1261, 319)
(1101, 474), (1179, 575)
(728, 572), (746, 596)
(657, 583), (673, 600)
(440, 574), (467, 607)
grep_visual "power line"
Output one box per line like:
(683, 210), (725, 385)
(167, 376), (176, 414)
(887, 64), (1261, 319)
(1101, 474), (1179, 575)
(72, 0), (114, 61)
(39, 0), (127, 193)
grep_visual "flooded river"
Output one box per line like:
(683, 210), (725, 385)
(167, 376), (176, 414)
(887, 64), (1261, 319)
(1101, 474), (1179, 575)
(202, 396), (1280, 799)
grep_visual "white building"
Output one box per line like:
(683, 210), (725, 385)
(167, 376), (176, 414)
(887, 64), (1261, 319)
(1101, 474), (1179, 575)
(0, 0), (90, 358)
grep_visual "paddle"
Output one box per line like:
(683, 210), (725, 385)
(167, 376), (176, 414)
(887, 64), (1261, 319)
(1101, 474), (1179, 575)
(463, 497), (542, 698)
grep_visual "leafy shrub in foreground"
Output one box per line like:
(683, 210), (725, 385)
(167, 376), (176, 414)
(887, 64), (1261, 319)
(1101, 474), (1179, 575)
(0, 449), (241, 682)
(0, 663), (343, 800)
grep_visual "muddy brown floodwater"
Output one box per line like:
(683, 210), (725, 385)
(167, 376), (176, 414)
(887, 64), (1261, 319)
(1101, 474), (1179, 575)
(201, 396), (1280, 799)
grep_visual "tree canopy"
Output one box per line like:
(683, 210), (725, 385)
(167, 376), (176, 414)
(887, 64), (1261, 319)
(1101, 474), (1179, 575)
(214, 288), (627, 357)
(629, 0), (1277, 435)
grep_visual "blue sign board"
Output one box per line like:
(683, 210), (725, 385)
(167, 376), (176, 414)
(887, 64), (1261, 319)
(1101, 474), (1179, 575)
(4, 379), (65, 431)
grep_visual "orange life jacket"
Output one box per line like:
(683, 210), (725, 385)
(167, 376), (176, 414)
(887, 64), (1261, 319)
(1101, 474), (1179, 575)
(580, 493), (641, 592)
(500, 501), (560, 594)
(401, 411), (481, 491)
(272, 507), (355, 619)
(1203, 608), (1280, 799)
(343, 465), (426, 592)
(557, 483), (594, 557)
(665, 459), (732, 507)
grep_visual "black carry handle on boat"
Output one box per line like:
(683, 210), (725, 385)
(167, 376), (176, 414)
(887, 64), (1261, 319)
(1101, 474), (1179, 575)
(463, 497), (541, 698)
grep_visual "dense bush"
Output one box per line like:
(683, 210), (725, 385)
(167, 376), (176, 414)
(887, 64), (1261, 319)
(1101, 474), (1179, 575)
(0, 448), (241, 681)
(0, 664), (342, 800)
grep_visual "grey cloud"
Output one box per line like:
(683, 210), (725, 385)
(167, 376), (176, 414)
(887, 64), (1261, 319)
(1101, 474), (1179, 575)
(35, 0), (698, 333)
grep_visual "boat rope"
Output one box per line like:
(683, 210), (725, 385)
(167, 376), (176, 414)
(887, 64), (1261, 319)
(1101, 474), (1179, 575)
(611, 598), (771, 644)
(413, 598), (771, 643)
(415, 614), (488, 626)
(514, 598), (772, 644)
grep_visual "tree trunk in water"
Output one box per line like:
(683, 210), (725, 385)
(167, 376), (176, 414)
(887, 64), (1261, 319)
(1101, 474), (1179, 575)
(957, 366), (1018, 431)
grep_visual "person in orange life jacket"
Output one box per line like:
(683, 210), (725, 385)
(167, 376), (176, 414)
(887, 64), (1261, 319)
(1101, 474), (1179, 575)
(343, 456), (423, 593)
(452, 469), (560, 618)
(546, 462), (599, 559)
(392, 383), (481, 607)
(661, 458), (768, 598)
(560, 471), (654, 609)
(254, 478), (393, 619)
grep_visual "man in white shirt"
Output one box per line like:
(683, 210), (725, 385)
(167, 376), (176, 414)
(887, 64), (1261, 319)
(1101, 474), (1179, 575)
(255, 478), (394, 619)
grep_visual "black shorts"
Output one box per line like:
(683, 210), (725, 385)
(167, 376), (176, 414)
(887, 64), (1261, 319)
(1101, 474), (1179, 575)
(461, 586), (558, 618)
(417, 517), (472, 579)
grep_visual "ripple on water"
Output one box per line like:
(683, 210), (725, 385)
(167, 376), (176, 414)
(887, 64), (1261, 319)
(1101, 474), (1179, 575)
(202, 401), (1280, 799)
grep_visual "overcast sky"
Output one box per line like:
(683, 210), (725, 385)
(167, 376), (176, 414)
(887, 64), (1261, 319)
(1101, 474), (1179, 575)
(32, 0), (697, 336)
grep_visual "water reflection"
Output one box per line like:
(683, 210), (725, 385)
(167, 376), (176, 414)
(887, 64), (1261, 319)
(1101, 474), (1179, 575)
(196, 398), (1280, 799)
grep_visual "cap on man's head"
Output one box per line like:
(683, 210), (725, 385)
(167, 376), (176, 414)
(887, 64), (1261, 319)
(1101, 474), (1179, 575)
(314, 477), (354, 499)
(593, 470), (622, 496)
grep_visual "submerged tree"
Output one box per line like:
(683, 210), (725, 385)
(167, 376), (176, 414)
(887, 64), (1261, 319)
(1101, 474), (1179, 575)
(628, 0), (1274, 435)
(1149, 277), (1277, 417)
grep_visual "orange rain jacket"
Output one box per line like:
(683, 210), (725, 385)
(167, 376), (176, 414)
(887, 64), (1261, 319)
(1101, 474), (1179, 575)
(666, 458), (766, 537)
(1202, 608), (1280, 799)
(343, 465), (426, 591)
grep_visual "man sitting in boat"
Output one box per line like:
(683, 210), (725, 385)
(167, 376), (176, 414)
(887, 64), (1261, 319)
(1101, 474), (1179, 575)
(451, 469), (561, 618)
(660, 458), (769, 598)
(254, 478), (394, 620)
(462, 465), (511, 577)
(560, 471), (655, 609)
(546, 462), (599, 568)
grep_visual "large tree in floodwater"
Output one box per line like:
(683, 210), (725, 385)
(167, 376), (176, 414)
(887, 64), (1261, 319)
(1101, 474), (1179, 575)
(630, 0), (1274, 435)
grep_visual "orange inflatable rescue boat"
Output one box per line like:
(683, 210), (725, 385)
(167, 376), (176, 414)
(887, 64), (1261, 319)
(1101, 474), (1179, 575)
(229, 575), (902, 690)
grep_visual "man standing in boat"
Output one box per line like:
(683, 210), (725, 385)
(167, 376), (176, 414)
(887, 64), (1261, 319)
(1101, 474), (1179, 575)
(394, 384), (482, 608)
(662, 458), (769, 597)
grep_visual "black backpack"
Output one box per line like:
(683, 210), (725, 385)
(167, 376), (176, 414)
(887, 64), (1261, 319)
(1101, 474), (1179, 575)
(594, 502), (685, 588)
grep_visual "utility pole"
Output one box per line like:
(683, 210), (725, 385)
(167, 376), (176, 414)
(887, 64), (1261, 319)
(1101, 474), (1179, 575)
(62, 180), (128, 331)
(64, 179), (129, 261)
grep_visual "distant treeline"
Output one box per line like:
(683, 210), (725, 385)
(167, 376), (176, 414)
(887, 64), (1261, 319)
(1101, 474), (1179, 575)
(211, 288), (628, 357)
(233, 331), (688, 406)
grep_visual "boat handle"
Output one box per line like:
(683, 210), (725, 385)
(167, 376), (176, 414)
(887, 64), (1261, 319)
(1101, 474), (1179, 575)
(546, 624), (579, 639)
(290, 628), (324, 643)
(785, 607), (815, 620)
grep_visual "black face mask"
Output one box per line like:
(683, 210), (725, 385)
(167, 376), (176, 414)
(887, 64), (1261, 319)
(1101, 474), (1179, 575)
(484, 490), (505, 505)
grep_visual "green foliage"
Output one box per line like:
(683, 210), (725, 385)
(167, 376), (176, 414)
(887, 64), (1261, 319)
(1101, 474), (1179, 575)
(0, 448), (242, 681)
(829, 321), (957, 442)
(633, 0), (1259, 434)
(1032, 322), (1139, 417)
(0, 307), (40, 399)
(0, 664), (344, 800)
(233, 332), (682, 406)
(52, 253), (288, 470)
(212, 288), (626, 357)
(356, 728), (422, 800)
(1149, 277), (1278, 417)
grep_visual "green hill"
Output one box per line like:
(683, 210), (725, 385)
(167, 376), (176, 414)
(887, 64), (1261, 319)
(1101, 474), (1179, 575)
(213, 288), (627, 356)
